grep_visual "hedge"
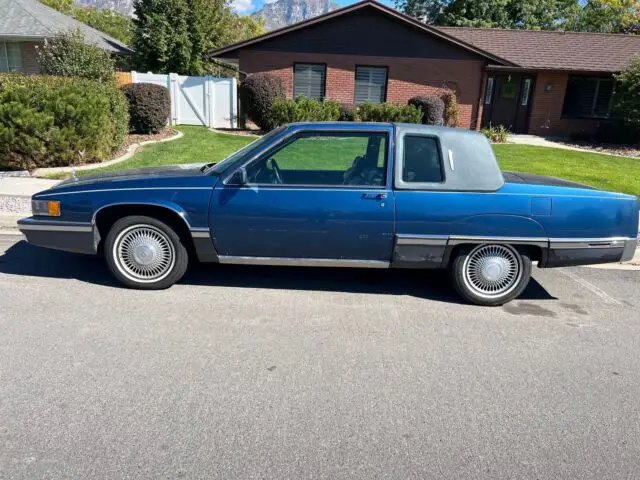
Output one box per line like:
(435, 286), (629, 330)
(272, 97), (342, 126)
(358, 102), (423, 123)
(239, 73), (286, 131)
(0, 74), (129, 170)
(408, 96), (444, 125)
(121, 83), (170, 133)
(441, 89), (461, 127)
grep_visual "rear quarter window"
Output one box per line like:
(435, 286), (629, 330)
(402, 135), (444, 183)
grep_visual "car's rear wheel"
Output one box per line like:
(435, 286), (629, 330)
(451, 244), (531, 306)
(105, 215), (188, 289)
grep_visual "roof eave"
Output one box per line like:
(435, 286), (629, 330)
(207, 0), (515, 66)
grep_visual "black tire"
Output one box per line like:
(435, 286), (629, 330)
(104, 215), (189, 290)
(450, 244), (532, 306)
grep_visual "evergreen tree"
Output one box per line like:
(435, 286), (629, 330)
(132, 0), (264, 76)
(396, 0), (580, 30)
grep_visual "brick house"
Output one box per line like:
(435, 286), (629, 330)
(0, 0), (130, 75)
(210, 0), (640, 136)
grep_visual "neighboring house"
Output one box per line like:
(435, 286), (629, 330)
(209, 0), (640, 136)
(0, 0), (130, 75)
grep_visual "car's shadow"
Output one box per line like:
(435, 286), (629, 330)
(0, 241), (556, 304)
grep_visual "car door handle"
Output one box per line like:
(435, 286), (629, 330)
(361, 192), (387, 200)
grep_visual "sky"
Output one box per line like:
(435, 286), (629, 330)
(231, 0), (396, 16)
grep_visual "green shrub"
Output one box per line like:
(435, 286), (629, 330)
(408, 95), (444, 125)
(239, 73), (286, 131)
(594, 120), (640, 145)
(0, 74), (129, 170)
(481, 124), (509, 143)
(271, 97), (342, 126)
(37, 29), (116, 83)
(441, 89), (461, 127)
(357, 102), (423, 123)
(339, 103), (357, 121)
(121, 83), (170, 133)
(613, 56), (640, 144)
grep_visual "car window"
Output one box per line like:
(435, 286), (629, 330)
(244, 132), (387, 187)
(402, 136), (443, 183)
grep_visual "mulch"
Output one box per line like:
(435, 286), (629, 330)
(555, 140), (640, 159)
(109, 128), (180, 159)
(213, 128), (264, 136)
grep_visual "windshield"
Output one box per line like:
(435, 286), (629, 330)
(204, 127), (287, 175)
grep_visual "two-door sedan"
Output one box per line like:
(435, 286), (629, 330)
(19, 122), (638, 305)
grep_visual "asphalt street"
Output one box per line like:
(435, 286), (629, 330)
(1, 234), (639, 479)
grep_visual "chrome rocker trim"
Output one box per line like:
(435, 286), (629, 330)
(218, 256), (390, 268)
(18, 219), (93, 232)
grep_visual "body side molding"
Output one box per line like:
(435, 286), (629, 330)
(218, 256), (390, 268)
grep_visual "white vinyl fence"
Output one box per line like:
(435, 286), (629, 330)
(131, 71), (238, 129)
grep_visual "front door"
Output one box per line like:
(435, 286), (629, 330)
(208, 127), (395, 262)
(482, 74), (535, 133)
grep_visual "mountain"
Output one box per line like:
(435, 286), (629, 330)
(252, 0), (340, 31)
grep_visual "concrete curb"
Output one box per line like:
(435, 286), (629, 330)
(0, 213), (24, 234)
(31, 129), (184, 177)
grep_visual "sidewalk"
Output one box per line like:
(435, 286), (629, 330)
(0, 178), (58, 231)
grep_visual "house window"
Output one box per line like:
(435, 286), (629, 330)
(521, 78), (532, 106)
(0, 42), (22, 72)
(355, 66), (387, 105)
(484, 77), (494, 105)
(562, 76), (615, 119)
(293, 63), (326, 100)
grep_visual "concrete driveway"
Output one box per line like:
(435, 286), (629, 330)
(1, 234), (639, 479)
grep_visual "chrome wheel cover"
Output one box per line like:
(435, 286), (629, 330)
(113, 224), (175, 283)
(462, 244), (522, 299)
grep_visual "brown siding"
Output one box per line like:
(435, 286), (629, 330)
(19, 42), (41, 74)
(240, 50), (485, 129)
(222, 8), (482, 61)
(528, 71), (599, 136)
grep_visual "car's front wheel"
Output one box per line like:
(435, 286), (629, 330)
(104, 215), (189, 289)
(451, 244), (531, 306)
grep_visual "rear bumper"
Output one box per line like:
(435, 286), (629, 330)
(18, 217), (99, 255)
(541, 237), (637, 267)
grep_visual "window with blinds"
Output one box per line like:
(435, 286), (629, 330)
(562, 76), (614, 118)
(293, 63), (326, 100)
(0, 42), (22, 73)
(355, 66), (387, 105)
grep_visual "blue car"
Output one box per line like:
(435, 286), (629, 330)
(18, 122), (638, 305)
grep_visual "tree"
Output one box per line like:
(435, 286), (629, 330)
(39, 0), (74, 14)
(39, 0), (134, 44)
(396, 0), (580, 29)
(73, 7), (134, 44)
(132, 0), (264, 76)
(37, 29), (116, 83)
(614, 56), (640, 127)
(569, 0), (640, 34)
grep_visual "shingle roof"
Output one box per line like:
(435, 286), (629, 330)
(0, 0), (131, 53)
(438, 27), (640, 72)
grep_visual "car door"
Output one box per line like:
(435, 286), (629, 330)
(208, 126), (395, 263)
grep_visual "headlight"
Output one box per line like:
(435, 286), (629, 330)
(32, 200), (61, 217)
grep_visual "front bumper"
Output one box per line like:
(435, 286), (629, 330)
(18, 217), (99, 255)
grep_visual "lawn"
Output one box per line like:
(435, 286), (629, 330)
(68, 126), (256, 177)
(493, 144), (640, 197)
(57, 126), (639, 197)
